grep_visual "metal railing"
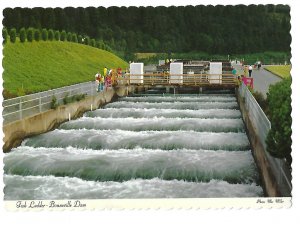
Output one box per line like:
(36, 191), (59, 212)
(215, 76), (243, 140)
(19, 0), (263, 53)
(3, 74), (238, 125)
(3, 81), (98, 124)
(238, 82), (292, 196)
(119, 73), (238, 87)
(239, 82), (271, 149)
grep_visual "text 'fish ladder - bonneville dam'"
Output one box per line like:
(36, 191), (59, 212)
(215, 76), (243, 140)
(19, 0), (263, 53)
(4, 94), (263, 199)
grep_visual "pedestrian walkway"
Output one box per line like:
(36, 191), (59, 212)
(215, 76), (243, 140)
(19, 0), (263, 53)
(232, 64), (282, 98)
(252, 67), (282, 98)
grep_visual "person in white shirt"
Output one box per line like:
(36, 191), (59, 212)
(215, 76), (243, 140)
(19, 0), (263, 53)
(248, 65), (253, 77)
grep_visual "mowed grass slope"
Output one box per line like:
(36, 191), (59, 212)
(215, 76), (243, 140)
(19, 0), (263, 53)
(3, 41), (128, 97)
(264, 65), (291, 79)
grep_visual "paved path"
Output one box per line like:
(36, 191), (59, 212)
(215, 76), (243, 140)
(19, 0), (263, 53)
(233, 64), (282, 98)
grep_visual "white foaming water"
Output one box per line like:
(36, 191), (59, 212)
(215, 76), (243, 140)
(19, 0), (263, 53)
(4, 94), (263, 199)
(120, 95), (237, 103)
(23, 129), (250, 151)
(4, 175), (263, 200)
(85, 108), (242, 119)
(105, 101), (238, 110)
(4, 147), (258, 183)
(59, 117), (245, 132)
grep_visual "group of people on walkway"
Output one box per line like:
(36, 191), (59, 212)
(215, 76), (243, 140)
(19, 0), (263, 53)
(231, 62), (256, 84)
(243, 65), (253, 77)
(95, 66), (124, 92)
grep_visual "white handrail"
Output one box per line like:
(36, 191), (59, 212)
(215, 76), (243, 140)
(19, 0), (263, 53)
(3, 81), (96, 123)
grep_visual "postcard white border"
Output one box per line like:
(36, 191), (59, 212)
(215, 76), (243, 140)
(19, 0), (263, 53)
(1, 0), (300, 231)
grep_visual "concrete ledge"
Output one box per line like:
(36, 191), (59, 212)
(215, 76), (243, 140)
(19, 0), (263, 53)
(237, 90), (281, 197)
(3, 86), (134, 152)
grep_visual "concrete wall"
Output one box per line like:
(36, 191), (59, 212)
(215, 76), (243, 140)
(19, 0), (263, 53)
(3, 86), (134, 153)
(237, 90), (281, 197)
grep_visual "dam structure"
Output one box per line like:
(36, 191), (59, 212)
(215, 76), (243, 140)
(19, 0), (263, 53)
(4, 92), (263, 199)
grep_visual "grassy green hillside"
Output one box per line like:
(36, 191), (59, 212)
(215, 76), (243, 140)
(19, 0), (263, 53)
(264, 65), (291, 79)
(3, 41), (128, 98)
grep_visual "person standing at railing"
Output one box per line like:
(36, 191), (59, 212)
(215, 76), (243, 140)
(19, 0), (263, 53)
(244, 65), (248, 77)
(95, 72), (105, 92)
(117, 67), (123, 85)
(99, 74), (105, 91)
(257, 61), (262, 70)
(105, 70), (112, 89)
(248, 65), (253, 77)
(103, 66), (108, 77)
(232, 67), (237, 76)
(95, 72), (101, 92)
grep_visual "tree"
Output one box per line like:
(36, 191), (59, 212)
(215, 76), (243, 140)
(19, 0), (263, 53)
(9, 28), (17, 43)
(41, 28), (48, 41)
(3, 28), (8, 43)
(19, 27), (26, 42)
(60, 30), (67, 41)
(48, 29), (54, 41)
(67, 32), (72, 41)
(90, 38), (96, 47)
(3, 8), (21, 31)
(1, 6), (291, 55)
(96, 39), (105, 49)
(78, 35), (83, 43)
(71, 33), (78, 43)
(27, 28), (34, 42)
(84, 36), (90, 45)
(266, 78), (292, 166)
(54, 30), (60, 41)
(34, 29), (41, 41)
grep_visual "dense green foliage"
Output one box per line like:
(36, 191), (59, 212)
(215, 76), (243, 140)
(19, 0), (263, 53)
(71, 33), (78, 43)
(61, 30), (66, 41)
(19, 27), (26, 42)
(252, 90), (268, 114)
(63, 93), (86, 105)
(3, 5), (291, 56)
(2, 28), (8, 43)
(48, 29), (54, 41)
(50, 96), (59, 109)
(3, 41), (128, 98)
(91, 39), (96, 47)
(41, 28), (48, 41)
(84, 36), (90, 46)
(67, 32), (72, 42)
(9, 28), (16, 43)
(34, 29), (41, 41)
(266, 78), (292, 165)
(136, 51), (290, 65)
(54, 30), (60, 41)
(27, 28), (34, 42)
(4, 25), (114, 55)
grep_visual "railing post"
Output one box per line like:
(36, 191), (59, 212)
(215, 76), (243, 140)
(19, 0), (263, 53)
(19, 98), (22, 120)
(39, 93), (42, 113)
(69, 86), (72, 98)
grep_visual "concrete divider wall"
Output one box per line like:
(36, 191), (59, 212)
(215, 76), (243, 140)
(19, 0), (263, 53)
(3, 86), (134, 153)
(236, 88), (281, 197)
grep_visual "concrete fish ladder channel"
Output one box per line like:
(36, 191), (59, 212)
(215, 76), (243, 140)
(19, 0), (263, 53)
(3, 94), (264, 199)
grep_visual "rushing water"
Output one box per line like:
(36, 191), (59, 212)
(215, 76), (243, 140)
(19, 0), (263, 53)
(4, 94), (263, 199)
